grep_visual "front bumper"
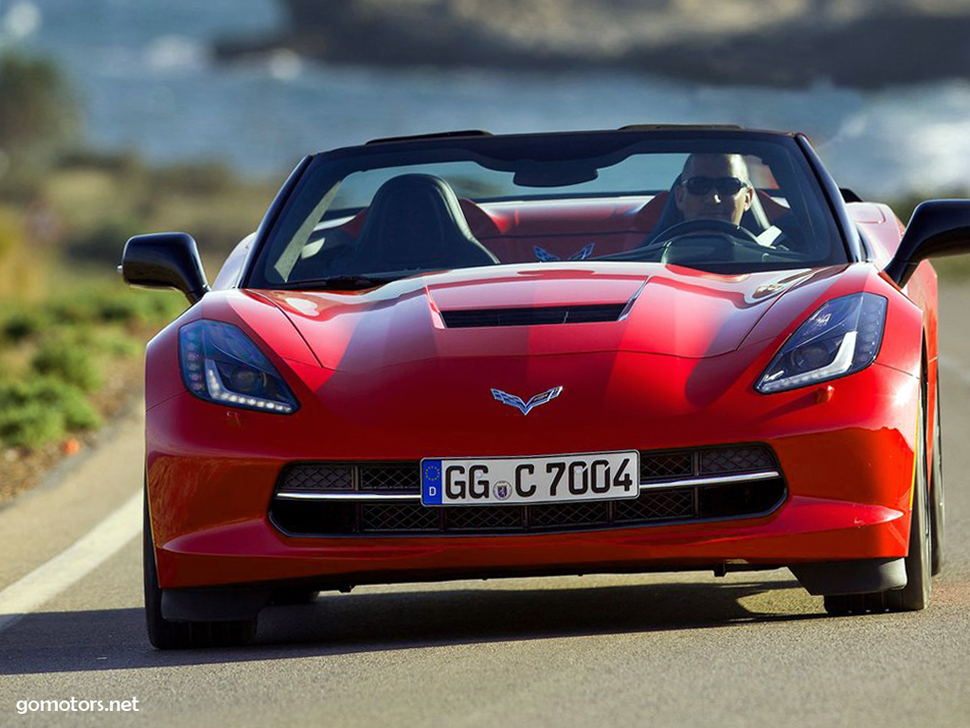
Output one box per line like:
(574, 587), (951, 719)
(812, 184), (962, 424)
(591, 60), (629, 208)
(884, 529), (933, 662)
(146, 357), (918, 591)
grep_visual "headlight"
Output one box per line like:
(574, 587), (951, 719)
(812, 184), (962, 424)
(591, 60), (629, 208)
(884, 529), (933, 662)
(179, 320), (299, 413)
(756, 293), (887, 394)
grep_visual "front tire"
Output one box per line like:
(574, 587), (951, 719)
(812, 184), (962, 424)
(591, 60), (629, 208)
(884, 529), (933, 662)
(144, 493), (257, 649)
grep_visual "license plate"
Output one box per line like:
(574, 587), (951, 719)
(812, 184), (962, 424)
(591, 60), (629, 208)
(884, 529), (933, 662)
(420, 451), (640, 506)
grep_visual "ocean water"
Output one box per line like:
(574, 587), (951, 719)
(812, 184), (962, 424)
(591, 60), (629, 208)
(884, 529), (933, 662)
(6, 0), (970, 199)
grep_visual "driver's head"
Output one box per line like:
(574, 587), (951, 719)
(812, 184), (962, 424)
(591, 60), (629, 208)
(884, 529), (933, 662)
(674, 153), (754, 225)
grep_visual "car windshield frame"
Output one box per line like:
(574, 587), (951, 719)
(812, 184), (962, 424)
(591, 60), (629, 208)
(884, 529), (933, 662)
(243, 129), (856, 289)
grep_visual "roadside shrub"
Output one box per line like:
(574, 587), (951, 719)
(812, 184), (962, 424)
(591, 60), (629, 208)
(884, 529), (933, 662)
(1, 308), (49, 342)
(46, 284), (183, 327)
(0, 376), (99, 449)
(66, 326), (141, 358)
(0, 401), (63, 449)
(89, 294), (145, 324)
(31, 339), (101, 392)
(56, 387), (101, 430)
(46, 293), (99, 324)
(104, 289), (184, 325)
(105, 295), (141, 323)
(98, 336), (140, 357)
(48, 287), (125, 325)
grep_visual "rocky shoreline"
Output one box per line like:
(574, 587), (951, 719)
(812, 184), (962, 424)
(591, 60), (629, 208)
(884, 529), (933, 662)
(214, 0), (970, 88)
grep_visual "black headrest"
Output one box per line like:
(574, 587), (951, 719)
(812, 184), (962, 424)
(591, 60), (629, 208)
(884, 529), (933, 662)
(355, 174), (497, 271)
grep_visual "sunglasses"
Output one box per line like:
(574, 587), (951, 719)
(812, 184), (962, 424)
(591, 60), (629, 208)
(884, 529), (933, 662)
(682, 176), (749, 196)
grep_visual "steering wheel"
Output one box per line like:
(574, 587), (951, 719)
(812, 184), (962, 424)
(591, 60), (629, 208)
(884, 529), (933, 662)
(641, 218), (765, 262)
(655, 218), (761, 246)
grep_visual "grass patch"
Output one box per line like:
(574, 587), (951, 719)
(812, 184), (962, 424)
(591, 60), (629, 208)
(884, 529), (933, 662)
(0, 269), (183, 451)
(15, 278), (187, 330)
(2, 307), (50, 343)
(31, 338), (102, 392)
(0, 376), (100, 449)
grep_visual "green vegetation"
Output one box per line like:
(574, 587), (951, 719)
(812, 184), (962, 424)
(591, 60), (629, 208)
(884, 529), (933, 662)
(0, 377), (99, 450)
(0, 280), (185, 450)
(0, 48), (274, 455)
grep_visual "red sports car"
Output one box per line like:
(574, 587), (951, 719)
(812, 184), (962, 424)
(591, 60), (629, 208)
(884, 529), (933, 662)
(123, 126), (970, 648)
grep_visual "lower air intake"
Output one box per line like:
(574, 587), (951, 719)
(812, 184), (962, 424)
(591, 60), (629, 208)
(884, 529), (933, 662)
(269, 444), (786, 537)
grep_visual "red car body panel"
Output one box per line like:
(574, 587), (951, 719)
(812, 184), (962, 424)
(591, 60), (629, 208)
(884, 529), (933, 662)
(145, 253), (933, 591)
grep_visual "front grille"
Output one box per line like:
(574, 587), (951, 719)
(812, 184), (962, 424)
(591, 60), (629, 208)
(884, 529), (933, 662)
(360, 503), (438, 532)
(641, 452), (692, 480)
(530, 501), (611, 529)
(281, 465), (353, 491)
(281, 462), (418, 492)
(359, 463), (421, 491)
(614, 488), (694, 522)
(270, 444), (785, 537)
(700, 447), (775, 474)
(446, 506), (525, 532)
(441, 304), (625, 328)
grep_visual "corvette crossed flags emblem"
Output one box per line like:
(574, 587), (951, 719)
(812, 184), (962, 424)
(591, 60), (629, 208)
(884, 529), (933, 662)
(490, 386), (563, 415)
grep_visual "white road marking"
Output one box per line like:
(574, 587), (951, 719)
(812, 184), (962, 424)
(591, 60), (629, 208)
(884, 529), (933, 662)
(0, 489), (142, 634)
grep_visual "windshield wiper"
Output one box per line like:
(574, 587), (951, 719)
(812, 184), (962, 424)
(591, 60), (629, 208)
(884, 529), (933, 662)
(287, 274), (402, 291)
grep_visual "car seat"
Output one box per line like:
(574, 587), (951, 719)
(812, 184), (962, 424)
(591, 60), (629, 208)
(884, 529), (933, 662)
(350, 174), (498, 273)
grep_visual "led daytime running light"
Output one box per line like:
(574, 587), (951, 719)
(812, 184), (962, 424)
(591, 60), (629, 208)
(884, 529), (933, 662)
(204, 361), (294, 413)
(756, 293), (887, 394)
(179, 320), (299, 414)
(759, 331), (857, 393)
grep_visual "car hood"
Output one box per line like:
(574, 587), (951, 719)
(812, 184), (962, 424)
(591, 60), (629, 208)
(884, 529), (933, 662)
(252, 264), (841, 370)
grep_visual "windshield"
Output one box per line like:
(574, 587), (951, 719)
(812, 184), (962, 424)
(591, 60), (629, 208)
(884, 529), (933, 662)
(248, 133), (847, 289)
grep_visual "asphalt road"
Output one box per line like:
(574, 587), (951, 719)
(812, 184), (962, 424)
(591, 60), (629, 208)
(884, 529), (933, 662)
(2, 286), (970, 728)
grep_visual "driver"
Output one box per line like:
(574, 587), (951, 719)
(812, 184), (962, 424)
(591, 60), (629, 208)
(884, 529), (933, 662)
(674, 153), (754, 225)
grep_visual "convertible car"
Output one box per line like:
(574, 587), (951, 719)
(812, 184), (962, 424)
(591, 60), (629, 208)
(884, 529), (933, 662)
(123, 126), (970, 648)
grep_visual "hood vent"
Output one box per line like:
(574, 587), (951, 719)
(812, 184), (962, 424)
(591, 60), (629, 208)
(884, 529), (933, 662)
(442, 303), (625, 328)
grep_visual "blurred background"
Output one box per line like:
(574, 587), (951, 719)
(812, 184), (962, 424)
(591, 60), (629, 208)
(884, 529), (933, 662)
(2, 0), (970, 485)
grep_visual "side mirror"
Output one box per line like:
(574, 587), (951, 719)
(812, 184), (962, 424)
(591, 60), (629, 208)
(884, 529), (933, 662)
(885, 200), (970, 287)
(121, 232), (209, 304)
